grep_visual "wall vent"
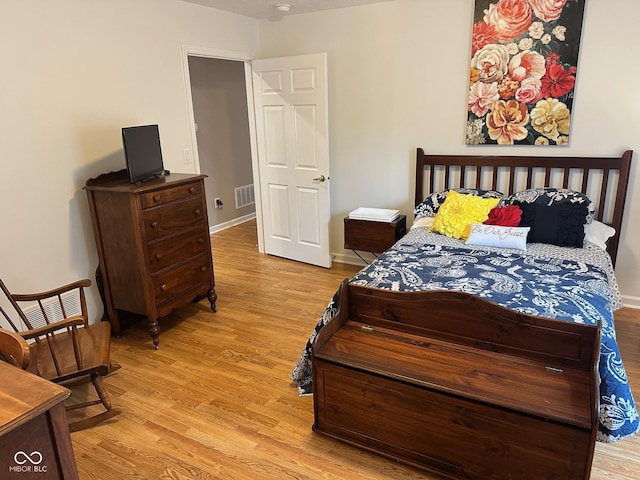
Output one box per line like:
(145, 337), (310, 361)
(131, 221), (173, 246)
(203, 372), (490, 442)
(234, 184), (255, 209)
(21, 291), (81, 329)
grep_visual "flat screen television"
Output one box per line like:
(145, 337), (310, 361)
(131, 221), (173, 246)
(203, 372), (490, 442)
(122, 124), (165, 183)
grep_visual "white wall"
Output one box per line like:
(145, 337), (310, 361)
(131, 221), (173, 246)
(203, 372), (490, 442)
(0, 0), (259, 321)
(259, 0), (640, 306)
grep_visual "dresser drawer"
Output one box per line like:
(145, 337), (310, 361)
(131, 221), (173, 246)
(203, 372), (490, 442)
(152, 256), (212, 304)
(147, 228), (210, 274)
(143, 198), (205, 241)
(140, 182), (202, 209)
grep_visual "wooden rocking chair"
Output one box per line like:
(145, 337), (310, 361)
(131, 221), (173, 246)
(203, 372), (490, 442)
(0, 276), (121, 432)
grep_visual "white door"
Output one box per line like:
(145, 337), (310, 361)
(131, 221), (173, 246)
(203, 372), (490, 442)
(252, 53), (331, 268)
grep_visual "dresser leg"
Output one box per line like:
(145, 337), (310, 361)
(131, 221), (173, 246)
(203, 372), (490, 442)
(96, 265), (122, 337)
(208, 288), (217, 312)
(149, 320), (160, 350)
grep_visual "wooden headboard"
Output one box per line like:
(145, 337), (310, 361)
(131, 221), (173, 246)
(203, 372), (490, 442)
(415, 148), (633, 266)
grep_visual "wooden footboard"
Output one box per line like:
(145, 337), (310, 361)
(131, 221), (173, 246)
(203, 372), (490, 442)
(312, 280), (600, 480)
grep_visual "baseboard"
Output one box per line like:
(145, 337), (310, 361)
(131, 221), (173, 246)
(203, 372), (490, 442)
(332, 250), (375, 267)
(209, 213), (256, 234)
(621, 295), (640, 310)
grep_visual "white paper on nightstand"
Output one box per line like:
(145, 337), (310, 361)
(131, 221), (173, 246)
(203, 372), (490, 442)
(348, 207), (400, 222)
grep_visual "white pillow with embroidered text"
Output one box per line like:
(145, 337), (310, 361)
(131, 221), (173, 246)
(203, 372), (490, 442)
(465, 224), (530, 251)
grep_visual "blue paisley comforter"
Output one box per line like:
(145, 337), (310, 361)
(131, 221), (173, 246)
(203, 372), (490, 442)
(292, 227), (639, 443)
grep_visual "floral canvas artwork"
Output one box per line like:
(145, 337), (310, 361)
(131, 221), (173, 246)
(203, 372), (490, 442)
(466, 0), (585, 145)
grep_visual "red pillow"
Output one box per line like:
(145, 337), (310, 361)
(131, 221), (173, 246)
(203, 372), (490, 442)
(484, 205), (522, 227)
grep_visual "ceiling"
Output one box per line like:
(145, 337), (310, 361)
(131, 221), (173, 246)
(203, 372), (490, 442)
(181, 0), (393, 19)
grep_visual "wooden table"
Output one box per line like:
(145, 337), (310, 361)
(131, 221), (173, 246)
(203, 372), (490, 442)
(0, 362), (79, 479)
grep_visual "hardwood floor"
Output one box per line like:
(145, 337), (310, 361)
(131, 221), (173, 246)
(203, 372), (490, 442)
(70, 220), (640, 479)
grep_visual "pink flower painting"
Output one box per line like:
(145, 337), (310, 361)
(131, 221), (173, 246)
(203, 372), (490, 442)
(466, 0), (585, 145)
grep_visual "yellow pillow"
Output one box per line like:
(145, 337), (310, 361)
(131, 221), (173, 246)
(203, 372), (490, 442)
(429, 190), (500, 239)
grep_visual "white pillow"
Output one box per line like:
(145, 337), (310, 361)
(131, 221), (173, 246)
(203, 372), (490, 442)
(584, 220), (615, 250)
(465, 224), (530, 251)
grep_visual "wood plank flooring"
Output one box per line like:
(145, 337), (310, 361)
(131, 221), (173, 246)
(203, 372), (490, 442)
(70, 220), (640, 479)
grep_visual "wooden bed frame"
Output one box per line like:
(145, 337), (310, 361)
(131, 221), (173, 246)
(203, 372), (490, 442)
(312, 149), (634, 480)
(415, 148), (633, 265)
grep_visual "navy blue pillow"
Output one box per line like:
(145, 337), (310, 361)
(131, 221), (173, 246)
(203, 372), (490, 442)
(505, 188), (594, 247)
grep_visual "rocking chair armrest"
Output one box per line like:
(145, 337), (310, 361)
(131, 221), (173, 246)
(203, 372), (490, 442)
(0, 328), (31, 369)
(19, 316), (87, 340)
(11, 279), (92, 302)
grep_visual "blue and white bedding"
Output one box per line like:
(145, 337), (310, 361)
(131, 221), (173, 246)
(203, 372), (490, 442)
(292, 226), (639, 443)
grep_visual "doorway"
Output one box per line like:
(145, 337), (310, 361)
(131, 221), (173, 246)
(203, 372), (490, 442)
(187, 56), (257, 235)
(182, 46), (331, 267)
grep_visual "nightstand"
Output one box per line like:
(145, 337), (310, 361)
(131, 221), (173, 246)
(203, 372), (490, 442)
(344, 215), (407, 253)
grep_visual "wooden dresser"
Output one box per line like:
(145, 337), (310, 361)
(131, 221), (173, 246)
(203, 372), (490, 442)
(84, 170), (216, 349)
(0, 362), (79, 480)
(312, 281), (600, 480)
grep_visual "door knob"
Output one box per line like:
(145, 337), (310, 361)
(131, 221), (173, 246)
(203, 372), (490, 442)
(312, 175), (326, 182)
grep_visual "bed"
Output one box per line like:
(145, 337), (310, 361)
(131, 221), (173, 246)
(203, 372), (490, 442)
(293, 148), (638, 444)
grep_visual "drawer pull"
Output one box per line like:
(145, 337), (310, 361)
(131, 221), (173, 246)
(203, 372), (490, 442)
(545, 366), (564, 375)
(155, 254), (162, 260)
(161, 284), (168, 291)
(200, 266), (207, 272)
(194, 209), (201, 216)
(151, 221), (158, 229)
(198, 238), (204, 245)
(153, 195), (160, 202)
(189, 187), (195, 194)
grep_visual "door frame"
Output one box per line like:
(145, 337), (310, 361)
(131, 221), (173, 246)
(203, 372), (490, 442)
(180, 43), (265, 253)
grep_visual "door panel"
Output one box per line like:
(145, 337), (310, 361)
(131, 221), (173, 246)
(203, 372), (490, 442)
(297, 187), (321, 246)
(293, 105), (318, 169)
(267, 184), (290, 240)
(252, 53), (331, 268)
(264, 106), (286, 166)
